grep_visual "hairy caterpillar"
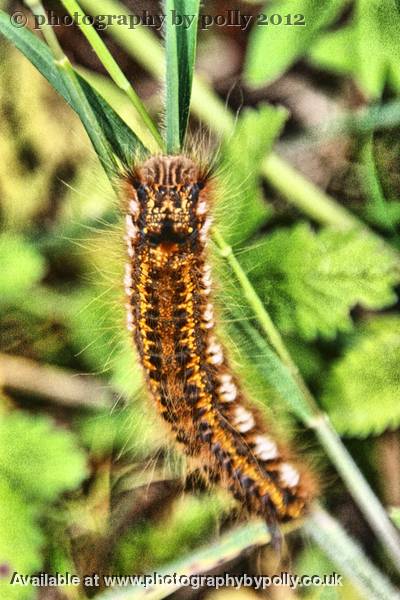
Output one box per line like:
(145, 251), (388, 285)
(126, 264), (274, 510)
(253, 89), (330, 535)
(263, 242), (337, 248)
(122, 154), (315, 537)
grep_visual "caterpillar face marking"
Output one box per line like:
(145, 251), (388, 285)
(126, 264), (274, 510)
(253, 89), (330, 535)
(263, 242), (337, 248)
(123, 155), (315, 533)
(126, 156), (205, 248)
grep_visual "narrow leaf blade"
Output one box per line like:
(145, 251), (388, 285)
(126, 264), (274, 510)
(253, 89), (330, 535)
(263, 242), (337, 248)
(165, 0), (200, 151)
(175, 0), (200, 147)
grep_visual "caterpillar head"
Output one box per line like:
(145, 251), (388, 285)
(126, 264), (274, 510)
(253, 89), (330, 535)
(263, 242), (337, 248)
(127, 155), (209, 247)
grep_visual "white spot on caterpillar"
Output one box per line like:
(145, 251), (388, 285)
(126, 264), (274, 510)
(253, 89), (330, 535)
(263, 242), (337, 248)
(279, 463), (300, 488)
(125, 235), (135, 258)
(197, 200), (207, 216)
(200, 217), (212, 243)
(207, 338), (220, 354)
(124, 264), (133, 295)
(209, 353), (223, 365)
(207, 337), (224, 365)
(253, 435), (278, 461)
(125, 302), (134, 332)
(126, 311), (134, 332)
(219, 380), (237, 402)
(129, 199), (140, 217)
(125, 214), (139, 240)
(203, 302), (214, 327)
(233, 406), (255, 433)
(202, 265), (212, 295)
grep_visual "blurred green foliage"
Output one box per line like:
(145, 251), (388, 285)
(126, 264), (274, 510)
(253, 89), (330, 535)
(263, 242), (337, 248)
(0, 411), (87, 599)
(322, 316), (400, 436)
(115, 495), (225, 574)
(0, 234), (46, 304)
(241, 224), (400, 339)
(247, 0), (400, 99)
(310, 0), (400, 98)
(218, 104), (287, 245)
(245, 0), (344, 86)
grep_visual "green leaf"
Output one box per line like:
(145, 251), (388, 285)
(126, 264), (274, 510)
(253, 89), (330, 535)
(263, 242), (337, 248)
(309, 25), (354, 75)
(321, 316), (400, 437)
(309, 0), (400, 98)
(356, 0), (400, 98)
(241, 224), (400, 340)
(219, 104), (288, 246)
(0, 479), (43, 600)
(77, 74), (148, 166)
(165, 0), (180, 153)
(0, 412), (87, 503)
(0, 10), (147, 165)
(0, 234), (46, 304)
(244, 0), (345, 86)
(165, 0), (200, 151)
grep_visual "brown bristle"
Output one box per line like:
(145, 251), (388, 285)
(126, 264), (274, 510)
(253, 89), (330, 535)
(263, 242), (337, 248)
(122, 154), (316, 533)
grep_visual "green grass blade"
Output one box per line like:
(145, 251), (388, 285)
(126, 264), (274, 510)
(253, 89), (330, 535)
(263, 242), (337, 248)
(0, 10), (60, 90)
(164, 0), (200, 152)
(165, 0), (182, 153)
(77, 66), (163, 152)
(59, 0), (164, 151)
(77, 73), (149, 164)
(0, 8), (110, 171)
(306, 506), (400, 600)
(0, 10), (147, 169)
(57, 59), (115, 173)
(174, 0), (200, 147)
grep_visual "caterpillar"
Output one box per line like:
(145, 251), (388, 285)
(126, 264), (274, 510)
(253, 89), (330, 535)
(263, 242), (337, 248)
(122, 154), (315, 538)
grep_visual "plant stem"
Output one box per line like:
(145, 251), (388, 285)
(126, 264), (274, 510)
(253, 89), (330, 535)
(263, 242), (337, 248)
(164, 0), (181, 153)
(24, 0), (64, 59)
(213, 229), (400, 572)
(213, 229), (319, 414)
(59, 0), (164, 152)
(306, 505), (400, 600)
(311, 415), (400, 571)
(262, 153), (360, 229)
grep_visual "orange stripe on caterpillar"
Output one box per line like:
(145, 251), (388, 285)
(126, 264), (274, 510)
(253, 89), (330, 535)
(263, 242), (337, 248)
(122, 155), (316, 532)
